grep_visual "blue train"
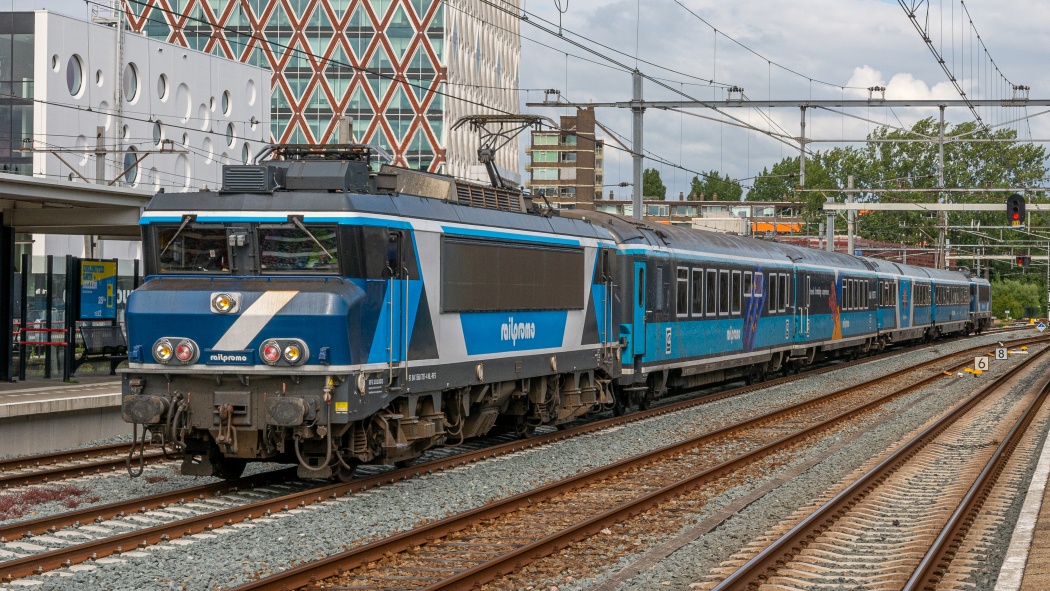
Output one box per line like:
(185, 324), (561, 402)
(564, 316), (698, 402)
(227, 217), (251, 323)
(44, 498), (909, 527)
(120, 146), (992, 479)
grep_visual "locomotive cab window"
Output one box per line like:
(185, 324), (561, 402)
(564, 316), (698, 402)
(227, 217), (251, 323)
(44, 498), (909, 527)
(258, 224), (340, 273)
(155, 225), (230, 274)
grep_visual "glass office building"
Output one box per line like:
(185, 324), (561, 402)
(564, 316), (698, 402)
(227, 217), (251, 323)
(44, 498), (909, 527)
(126, 0), (520, 178)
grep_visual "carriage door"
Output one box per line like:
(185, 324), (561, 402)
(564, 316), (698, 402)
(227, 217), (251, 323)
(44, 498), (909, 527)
(632, 261), (647, 358)
(600, 250), (616, 363)
(794, 270), (811, 340)
(385, 231), (408, 384)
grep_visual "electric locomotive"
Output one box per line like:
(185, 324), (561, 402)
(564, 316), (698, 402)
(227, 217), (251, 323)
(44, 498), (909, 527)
(121, 145), (618, 479)
(120, 145), (991, 479)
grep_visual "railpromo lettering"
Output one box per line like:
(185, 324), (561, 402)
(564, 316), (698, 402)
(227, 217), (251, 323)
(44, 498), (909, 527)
(209, 352), (250, 363)
(500, 316), (537, 346)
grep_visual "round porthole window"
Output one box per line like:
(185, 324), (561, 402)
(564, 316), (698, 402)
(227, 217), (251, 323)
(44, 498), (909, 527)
(123, 146), (139, 185)
(221, 90), (231, 115)
(123, 62), (139, 102)
(225, 122), (235, 147)
(153, 120), (163, 146)
(66, 55), (83, 96)
(157, 73), (168, 101)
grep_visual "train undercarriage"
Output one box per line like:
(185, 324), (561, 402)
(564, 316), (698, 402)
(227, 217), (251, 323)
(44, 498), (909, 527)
(124, 369), (614, 480)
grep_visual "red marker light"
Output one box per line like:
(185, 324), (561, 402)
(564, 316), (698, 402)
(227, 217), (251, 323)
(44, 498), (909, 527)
(262, 341), (281, 364)
(175, 341), (196, 363)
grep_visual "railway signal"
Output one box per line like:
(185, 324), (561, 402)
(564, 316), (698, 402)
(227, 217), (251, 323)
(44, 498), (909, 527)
(1007, 193), (1025, 226)
(1016, 255), (1031, 267)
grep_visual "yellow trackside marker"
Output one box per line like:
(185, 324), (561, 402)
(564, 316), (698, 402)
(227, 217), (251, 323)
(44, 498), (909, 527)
(974, 369), (984, 375)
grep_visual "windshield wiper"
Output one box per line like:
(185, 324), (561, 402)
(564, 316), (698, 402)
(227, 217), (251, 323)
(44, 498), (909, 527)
(159, 215), (196, 257)
(290, 216), (334, 260)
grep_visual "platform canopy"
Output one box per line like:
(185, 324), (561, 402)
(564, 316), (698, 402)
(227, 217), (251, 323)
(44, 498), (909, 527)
(0, 173), (152, 238)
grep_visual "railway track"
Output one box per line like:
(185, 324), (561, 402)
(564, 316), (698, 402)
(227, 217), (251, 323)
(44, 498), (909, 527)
(706, 340), (1050, 591)
(0, 442), (176, 489)
(216, 341), (1040, 590)
(0, 333), (1038, 586)
(0, 326), (1019, 492)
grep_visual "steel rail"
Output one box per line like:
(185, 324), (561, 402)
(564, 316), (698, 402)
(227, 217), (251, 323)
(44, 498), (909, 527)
(711, 344), (1050, 591)
(0, 448), (172, 489)
(0, 442), (158, 475)
(0, 468), (298, 543)
(223, 342), (1025, 590)
(904, 365), (1050, 590)
(0, 335), (1035, 583)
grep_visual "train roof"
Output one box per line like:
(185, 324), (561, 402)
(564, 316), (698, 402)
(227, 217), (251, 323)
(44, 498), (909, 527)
(560, 210), (977, 283)
(144, 185), (615, 242)
(148, 157), (976, 284)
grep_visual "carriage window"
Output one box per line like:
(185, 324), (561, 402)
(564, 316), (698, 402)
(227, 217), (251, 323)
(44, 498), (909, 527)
(732, 270), (742, 314)
(655, 267), (665, 311)
(691, 269), (703, 316)
(259, 225), (340, 273)
(638, 267), (645, 307)
(156, 225), (230, 273)
(743, 272), (753, 298)
(753, 272), (763, 296)
(769, 273), (778, 313)
(706, 269), (717, 317)
(719, 270), (730, 315)
(779, 274), (789, 312)
(676, 267), (689, 317)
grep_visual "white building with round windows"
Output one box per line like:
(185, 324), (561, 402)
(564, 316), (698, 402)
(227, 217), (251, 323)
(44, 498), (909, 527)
(21, 10), (270, 192)
(0, 10), (269, 258)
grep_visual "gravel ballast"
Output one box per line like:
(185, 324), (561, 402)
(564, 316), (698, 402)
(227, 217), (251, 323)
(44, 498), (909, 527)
(0, 330), (1042, 591)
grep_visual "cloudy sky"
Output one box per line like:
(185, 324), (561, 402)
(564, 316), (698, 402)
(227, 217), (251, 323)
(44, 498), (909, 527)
(513, 0), (1050, 198)
(14, 0), (1050, 198)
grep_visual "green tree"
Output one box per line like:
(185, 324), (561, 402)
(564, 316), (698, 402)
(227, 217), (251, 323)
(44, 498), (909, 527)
(642, 168), (666, 199)
(688, 171), (742, 201)
(991, 278), (1045, 319)
(847, 118), (1047, 244)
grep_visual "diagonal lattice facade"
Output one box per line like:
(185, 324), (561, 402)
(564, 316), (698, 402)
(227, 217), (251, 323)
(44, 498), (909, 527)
(124, 0), (519, 178)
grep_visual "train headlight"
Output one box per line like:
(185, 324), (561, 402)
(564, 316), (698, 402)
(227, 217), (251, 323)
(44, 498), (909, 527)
(174, 339), (198, 364)
(283, 343), (302, 363)
(261, 340), (281, 365)
(211, 292), (238, 314)
(153, 338), (174, 364)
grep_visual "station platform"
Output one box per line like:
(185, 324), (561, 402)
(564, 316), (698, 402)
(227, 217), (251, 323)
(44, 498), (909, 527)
(0, 375), (126, 456)
(997, 415), (1050, 590)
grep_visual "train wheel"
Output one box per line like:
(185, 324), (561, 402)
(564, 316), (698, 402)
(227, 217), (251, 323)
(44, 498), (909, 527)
(335, 460), (358, 483)
(514, 418), (537, 438)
